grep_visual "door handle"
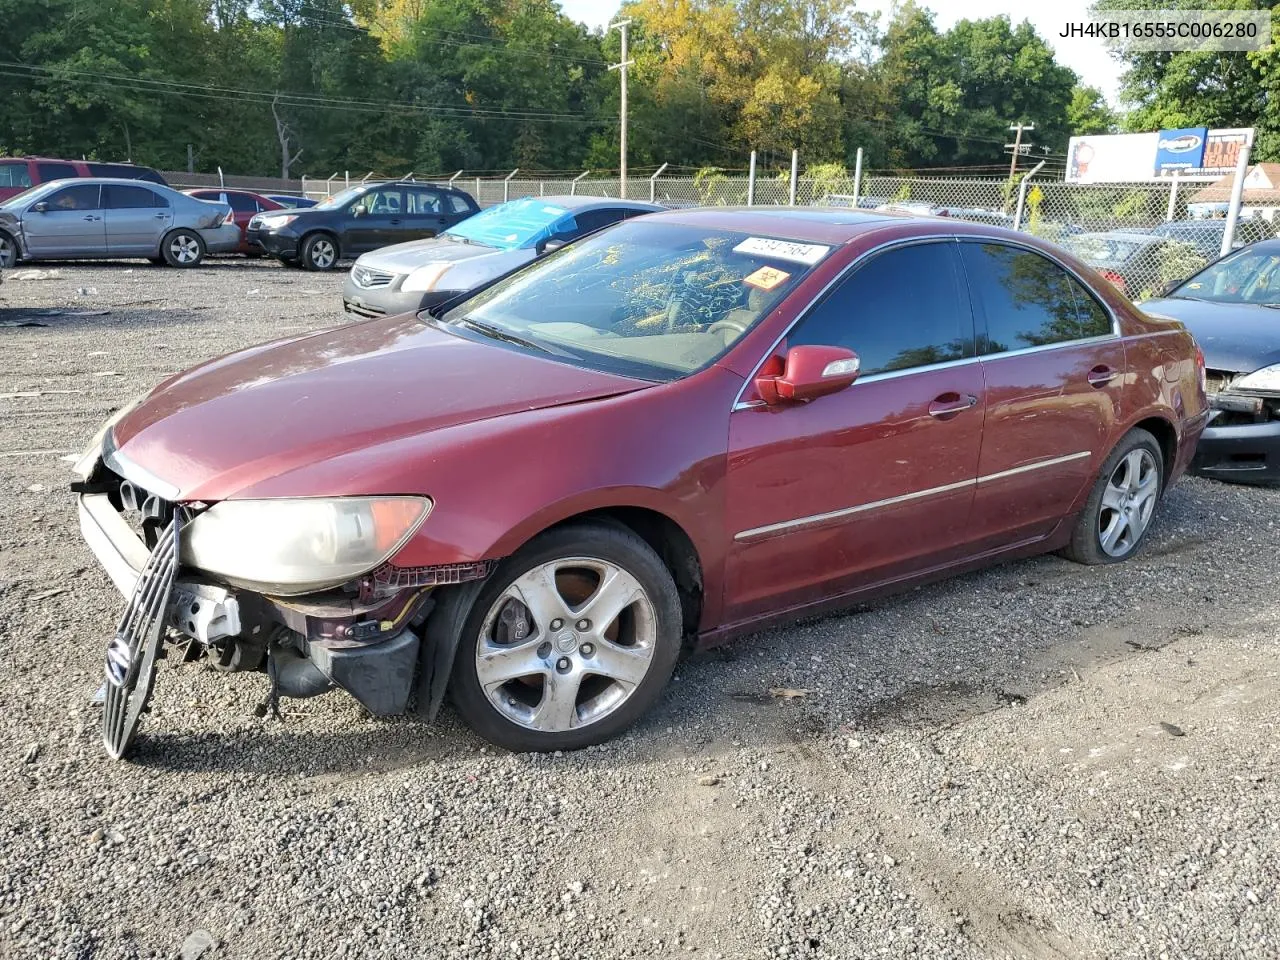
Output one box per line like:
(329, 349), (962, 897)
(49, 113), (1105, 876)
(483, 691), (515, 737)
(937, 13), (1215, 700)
(389, 218), (402, 225)
(82, 215), (100, 221)
(928, 392), (979, 419)
(154, 213), (168, 219)
(1087, 365), (1118, 387)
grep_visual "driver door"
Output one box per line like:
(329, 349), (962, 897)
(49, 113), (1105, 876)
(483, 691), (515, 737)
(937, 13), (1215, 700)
(22, 183), (106, 257)
(722, 240), (986, 624)
(344, 186), (402, 253)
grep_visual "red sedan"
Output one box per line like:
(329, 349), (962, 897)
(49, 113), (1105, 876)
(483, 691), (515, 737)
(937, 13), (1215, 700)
(184, 188), (283, 255)
(73, 209), (1209, 758)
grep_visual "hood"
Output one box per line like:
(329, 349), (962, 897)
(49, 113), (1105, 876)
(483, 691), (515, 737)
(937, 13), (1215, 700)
(1141, 297), (1280, 373)
(357, 236), (498, 274)
(112, 315), (650, 501)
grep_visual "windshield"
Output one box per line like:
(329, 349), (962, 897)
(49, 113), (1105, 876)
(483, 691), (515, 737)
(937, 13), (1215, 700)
(1065, 235), (1145, 265)
(439, 220), (829, 380)
(0, 181), (60, 209)
(315, 185), (367, 210)
(1172, 248), (1280, 305)
(444, 197), (571, 251)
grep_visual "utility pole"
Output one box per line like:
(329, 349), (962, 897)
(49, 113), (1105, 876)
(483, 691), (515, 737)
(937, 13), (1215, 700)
(609, 19), (633, 198)
(1006, 122), (1034, 180)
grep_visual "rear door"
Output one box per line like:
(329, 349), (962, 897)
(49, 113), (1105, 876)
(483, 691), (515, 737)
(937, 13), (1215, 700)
(723, 240), (985, 623)
(103, 183), (170, 255)
(958, 240), (1125, 549)
(402, 186), (450, 240)
(22, 183), (105, 257)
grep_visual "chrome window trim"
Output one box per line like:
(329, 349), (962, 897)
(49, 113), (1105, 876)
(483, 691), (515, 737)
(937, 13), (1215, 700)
(730, 232), (1122, 412)
(733, 450), (1092, 542)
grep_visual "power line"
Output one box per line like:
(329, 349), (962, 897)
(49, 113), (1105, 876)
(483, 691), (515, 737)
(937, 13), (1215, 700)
(0, 62), (617, 124)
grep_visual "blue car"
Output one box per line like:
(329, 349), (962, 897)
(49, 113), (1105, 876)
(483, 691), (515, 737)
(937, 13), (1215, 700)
(1141, 239), (1280, 483)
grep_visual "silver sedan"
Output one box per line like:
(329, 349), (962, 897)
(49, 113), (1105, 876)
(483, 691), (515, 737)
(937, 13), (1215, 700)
(0, 178), (240, 268)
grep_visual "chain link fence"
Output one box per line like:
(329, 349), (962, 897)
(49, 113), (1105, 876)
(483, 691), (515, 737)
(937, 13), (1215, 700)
(167, 161), (1269, 302)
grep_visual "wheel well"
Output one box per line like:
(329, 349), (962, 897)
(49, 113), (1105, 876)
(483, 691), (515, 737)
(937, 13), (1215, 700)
(553, 507), (704, 641)
(1134, 416), (1175, 482)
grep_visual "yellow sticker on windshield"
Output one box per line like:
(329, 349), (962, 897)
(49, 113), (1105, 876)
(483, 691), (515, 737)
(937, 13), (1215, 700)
(744, 266), (790, 291)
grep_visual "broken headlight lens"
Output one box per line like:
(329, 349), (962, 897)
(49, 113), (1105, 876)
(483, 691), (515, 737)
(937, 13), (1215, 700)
(1232, 363), (1280, 394)
(182, 496), (432, 596)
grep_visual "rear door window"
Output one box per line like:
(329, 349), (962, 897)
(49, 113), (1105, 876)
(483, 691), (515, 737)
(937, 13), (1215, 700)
(43, 184), (102, 210)
(104, 184), (160, 209)
(788, 241), (974, 375)
(407, 188), (443, 215)
(960, 242), (1113, 353)
(226, 192), (257, 213)
(0, 162), (32, 188)
(35, 162), (75, 183)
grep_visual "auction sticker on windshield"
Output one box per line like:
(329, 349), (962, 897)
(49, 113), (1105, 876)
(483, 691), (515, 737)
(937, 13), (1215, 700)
(743, 265), (791, 290)
(733, 237), (830, 265)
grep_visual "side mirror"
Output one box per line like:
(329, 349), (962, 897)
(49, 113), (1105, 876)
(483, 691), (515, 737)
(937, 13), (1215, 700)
(31, 201), (48, 213)
(755, 345), (860, 405)
(1156, 279), (1179, 297)
(537, 237), (568, 255)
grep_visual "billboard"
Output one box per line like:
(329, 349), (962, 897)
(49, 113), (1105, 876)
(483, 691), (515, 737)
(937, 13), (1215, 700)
(1066, 127), (1255, 182)
(1155, 127), (1207, 174)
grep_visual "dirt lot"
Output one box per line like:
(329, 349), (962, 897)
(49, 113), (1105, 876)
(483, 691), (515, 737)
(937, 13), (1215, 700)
(1, 260), (1277, 960)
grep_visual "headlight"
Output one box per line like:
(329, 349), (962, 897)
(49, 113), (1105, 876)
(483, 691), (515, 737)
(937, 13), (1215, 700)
(257, 214), (297, 229)
(1231, 363), (1280, 393)
(182, 496), (432, 596)
(401, 262), (453, 293)
(71, 391), (148, 479)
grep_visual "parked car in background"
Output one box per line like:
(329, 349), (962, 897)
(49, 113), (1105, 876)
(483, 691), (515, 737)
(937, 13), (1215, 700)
(1151, 218), (1276, 259)
(1063, 231), (1176, 298)
(342, 195), (661, 319)
(186, 188), (284, 255)
(73, 209), (1206, 759)
(1141, 239), (1280, 484)
(0, 157), (166, 203)
(247, 180), (480, 270)
(264, 194), (317, 209)
(0, 179), (238, 267)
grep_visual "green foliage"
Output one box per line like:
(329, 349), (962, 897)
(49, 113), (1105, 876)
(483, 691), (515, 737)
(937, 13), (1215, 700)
(0, 0), (1136, 177)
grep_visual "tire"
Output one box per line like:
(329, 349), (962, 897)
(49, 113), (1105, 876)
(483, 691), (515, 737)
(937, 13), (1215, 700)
(449, 522), (683, 752)
(0, 230), (17, 268)
(1061, 428), (1163, 565)
(300, 233), (339, 271)
(161, 229), (205, 267)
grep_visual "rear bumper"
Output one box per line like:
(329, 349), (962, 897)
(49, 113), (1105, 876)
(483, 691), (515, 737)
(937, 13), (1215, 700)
(1189, 416), (1280, 483)
(200, 223), (243, 255)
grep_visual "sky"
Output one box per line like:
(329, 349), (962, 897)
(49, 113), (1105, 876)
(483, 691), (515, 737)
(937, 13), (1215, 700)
(557, 0), (1124, 103)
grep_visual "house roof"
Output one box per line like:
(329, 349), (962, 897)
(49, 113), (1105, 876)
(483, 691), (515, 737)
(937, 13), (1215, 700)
(1192, 163), (1280, 205)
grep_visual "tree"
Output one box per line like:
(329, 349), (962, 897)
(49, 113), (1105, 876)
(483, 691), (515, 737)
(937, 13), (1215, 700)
(1067, 85), (1117, 135)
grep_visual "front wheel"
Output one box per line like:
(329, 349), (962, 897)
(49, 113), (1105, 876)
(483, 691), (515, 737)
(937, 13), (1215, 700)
(1061, 428), (1163, 565)
(300, 233), (338, 271)
(161, 229), (205, 267)
(0, 231), (17, 268)
(449, 522), (683, 752)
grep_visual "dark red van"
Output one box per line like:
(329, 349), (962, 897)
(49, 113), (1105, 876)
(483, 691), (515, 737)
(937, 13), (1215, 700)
(0, 157), (167, 202)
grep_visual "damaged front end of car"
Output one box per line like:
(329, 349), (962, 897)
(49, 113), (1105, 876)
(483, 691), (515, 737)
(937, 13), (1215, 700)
(73, 425), (493, 760)
(1191, 364), (1280, 482)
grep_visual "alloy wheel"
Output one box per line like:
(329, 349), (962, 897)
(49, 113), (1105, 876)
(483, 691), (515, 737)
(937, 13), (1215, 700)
(310, 239), (336, 269)
(1098, 448), (1159, 557)
(475, 557), (658, 733)
(0, 233), (15, 268)
(170, 233), (200, 264)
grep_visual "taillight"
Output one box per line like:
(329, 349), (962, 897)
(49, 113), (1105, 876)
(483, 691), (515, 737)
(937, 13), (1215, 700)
(1098, 269), (1126, 294)
(1194, 343), (1206, 395)
(223, 209), (234, 225)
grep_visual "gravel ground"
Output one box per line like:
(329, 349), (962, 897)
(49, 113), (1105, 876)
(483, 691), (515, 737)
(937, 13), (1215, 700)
(1, 260), (1277, 960)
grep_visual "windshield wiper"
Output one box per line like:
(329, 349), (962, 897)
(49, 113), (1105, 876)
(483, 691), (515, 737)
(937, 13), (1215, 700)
(455, 316), (575, 358)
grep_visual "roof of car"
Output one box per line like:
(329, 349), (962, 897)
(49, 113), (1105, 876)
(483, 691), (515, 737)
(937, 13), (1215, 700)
(637, 206), (986, 244)
(35, 177), (175, 188)
(525, 195), (662, 211)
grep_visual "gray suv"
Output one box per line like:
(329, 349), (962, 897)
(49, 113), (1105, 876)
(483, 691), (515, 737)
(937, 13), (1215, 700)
(0, 178), (240, 268)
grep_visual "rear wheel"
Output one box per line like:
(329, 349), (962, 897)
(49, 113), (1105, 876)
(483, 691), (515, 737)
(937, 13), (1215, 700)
(300, 233), (338, 271)
(449, 522), (682, 752)
(161, 229), (205, 267)
(0, 230), (17, 267)
(1061, 428), (1163, 565)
